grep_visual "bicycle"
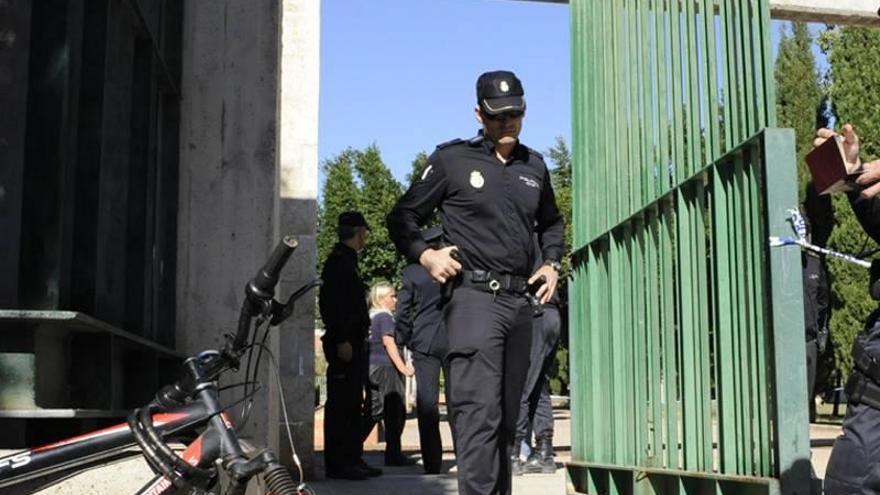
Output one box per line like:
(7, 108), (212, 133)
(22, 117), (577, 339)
(0, 236), (319, 494)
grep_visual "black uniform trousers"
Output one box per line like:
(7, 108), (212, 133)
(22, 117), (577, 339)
(516, 305), (561, 444)
(322, 342), (365, 472)
(825, 309), (880, 494)
(444, 287), (532, 495)
(412, 350), (446, 473)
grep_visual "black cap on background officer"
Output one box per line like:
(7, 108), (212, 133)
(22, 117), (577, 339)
(476, 70), (526, 116)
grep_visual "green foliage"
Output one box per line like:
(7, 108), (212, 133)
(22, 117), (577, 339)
(820, 26), (880, 377)
(318, 145), (404, 288)
(355, 145), (405, 285)
(317, 148), (360, 269)
(406, 151), (429, 185)
(545, 137), (573, 397)
(774, 22), (823, 203)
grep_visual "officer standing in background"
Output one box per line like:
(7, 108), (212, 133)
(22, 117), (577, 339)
(800, 182), (834, 422)
(318, 211), (383, 481)
(813, 125), (880, 494)
(387, 70), (565, 494)
(512, 247), (563, 476)
(395, 226), (450, 474)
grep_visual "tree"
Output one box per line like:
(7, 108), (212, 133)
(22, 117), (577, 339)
(406, 151), (429, 185)
(545, 136), (573, 396)
(819, 26), (880, 376)
(317, 149), (360, 271)
(354, 145), (404, 285)
(774, 22), (824, 203)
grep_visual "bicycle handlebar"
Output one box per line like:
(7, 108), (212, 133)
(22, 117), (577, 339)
(233, 236), (298, 351)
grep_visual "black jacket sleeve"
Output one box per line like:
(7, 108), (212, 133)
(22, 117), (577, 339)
(387, 151), (450, 262)
(394, 271), (416, 347)
(848, 191), (880, 245)
(535, 164), (565, 263)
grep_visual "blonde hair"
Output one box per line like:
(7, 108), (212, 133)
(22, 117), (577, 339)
(368, 281), (395, 309)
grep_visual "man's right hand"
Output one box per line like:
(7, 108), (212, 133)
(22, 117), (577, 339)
(815, 124), (860, 168)
(337, 341), (353, 363)
(419, 246), (462, 284)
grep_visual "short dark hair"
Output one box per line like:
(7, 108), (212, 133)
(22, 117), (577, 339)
(338, 224), (365, 241)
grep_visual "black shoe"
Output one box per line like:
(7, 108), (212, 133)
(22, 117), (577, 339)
(524, 436), (557, 474)
(356, 458), (383, 477)
(424, 464), (442, 474)
(326, 465), (368, 481)
(511, 455), (525, 476)
(385, 453), (418, 466)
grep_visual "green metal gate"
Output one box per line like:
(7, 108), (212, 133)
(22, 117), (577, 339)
(567, 1), (811, 494)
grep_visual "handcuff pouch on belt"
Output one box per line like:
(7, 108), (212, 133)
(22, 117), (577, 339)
(846, 334), (880, 410)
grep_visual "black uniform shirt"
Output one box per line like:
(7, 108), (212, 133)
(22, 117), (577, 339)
(848, 191), (880, 244)
(387, 134), (565, 276)
(395, 264), (446, 357)
(319, 243), (370, 348)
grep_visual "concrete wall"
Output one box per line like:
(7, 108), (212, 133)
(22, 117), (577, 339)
(177, 0), (319, 476)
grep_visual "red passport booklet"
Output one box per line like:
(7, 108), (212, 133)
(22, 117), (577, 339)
(806, 135), (863, 195)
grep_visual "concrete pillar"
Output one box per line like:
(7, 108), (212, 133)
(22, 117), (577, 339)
(177, 0), (319, 477)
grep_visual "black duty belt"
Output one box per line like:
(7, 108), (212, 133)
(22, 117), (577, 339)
(846, 370), (880, 411)
(459, 269), (530, 294)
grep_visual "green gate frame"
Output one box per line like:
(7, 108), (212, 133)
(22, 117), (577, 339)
(567, 1), (811, 494)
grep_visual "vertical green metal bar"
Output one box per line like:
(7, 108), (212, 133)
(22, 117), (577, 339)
(683, 0), (700, 176)
(694, 180), (714, 471)
(661, 203), (678, 469)
(764, 129), (810, 493)
(758, 0), (776, 125)
(721, 0), (739, 148)
(634, 218), (649, 464)
(669, 0), (685, 185)
(747, 145), (772, 476)
(648, 209), (663, 467)
(639, 0), (652, 204)
(609, 0), (622, 225)
(748, 0), (766, 128)
(655, 0), (670, 195)
(677, 187), (697, 471)
(712, 162), (736, 475)
(623, 227), (637, 464)
(700, 0), (721, 162)
(736, 0), (754, 141)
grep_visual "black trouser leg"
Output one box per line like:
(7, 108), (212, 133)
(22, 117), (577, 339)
(826, 310), (880, 494)
(323, 345), (365, 471)
(516, 306), (561, 444)
(805, 339), (818, 423)
(413, 350), (444, 472)
(445, 288), (532, 495)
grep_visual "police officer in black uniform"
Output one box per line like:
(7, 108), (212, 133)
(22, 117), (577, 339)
(814, 125), (880, 494)
(801, 182), (834, 422)
(319, 211), (383, 481)
(395, 226), (449, 474)
(387, 70), (565, 495)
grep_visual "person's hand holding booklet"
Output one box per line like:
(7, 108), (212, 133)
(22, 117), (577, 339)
(810, 124), (880, 198)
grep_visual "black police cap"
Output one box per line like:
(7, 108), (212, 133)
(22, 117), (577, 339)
(338, 211), (370, 230)
(476, 70), (526, 115)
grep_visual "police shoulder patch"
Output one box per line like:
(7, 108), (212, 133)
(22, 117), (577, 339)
(436, 138), (465, 150)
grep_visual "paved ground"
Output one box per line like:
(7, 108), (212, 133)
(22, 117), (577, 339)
(2, 410), (843, 494)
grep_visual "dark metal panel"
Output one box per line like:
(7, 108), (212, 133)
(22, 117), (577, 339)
(70, 0), (110, 316)
(0, 0), (32, 308)
(92, 1), (136, 327)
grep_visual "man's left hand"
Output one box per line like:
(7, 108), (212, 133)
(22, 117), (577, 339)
(529, 265), (559, 305)
(856, 159), (880, 198)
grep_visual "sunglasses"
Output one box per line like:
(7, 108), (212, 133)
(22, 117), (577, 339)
(482, 110), (524, 121)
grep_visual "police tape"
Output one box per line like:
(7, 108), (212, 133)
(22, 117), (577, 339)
(768, 235), (872, 268)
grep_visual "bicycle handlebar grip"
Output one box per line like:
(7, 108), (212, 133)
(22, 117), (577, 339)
(251, 236), (298, 298)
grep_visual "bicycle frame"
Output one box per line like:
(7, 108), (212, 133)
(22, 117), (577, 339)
(0, 402), (225, 494)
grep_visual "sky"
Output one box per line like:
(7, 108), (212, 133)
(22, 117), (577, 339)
(319, 0), (571, 184)
(319, 1), (828, 188)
